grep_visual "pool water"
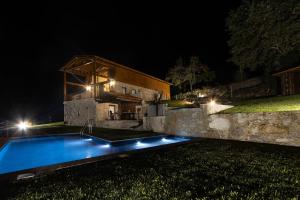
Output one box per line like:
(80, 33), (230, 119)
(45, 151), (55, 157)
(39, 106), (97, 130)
(0, 134), (190, 175)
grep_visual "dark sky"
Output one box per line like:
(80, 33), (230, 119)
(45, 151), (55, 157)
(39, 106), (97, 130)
(0, 1), (241, 122)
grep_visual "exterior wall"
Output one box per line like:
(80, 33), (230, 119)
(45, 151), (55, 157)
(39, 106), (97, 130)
(64, 98), (97, 126)
(111, 81), (167, 101)
(143, 116), (166, 133)
(96, 120), (141, 130)
(144, 105), (300, 147)
(207, 112), (300, 146)
(96, 103), (119, 121)
(110, 65), (171, 100)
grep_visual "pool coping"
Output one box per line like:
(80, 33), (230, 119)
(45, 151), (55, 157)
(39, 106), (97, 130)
(0, 134), (200, 182)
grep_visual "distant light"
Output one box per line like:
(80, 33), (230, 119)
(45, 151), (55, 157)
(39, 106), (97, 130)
(109, 79), (115, 87)
(17, 121), (30, 131)
(161, 137), (172, 143)
(198, 93), (206, 98)
(209, 99), (216, 106)
(85, 85), (92, 91)
(84, 138), (93, 142)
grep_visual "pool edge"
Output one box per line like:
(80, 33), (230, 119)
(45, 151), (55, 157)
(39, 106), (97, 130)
(0, 137), (200, 182)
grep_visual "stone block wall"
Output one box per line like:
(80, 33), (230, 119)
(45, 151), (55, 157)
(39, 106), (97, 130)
(207, 112), (300, 146)
(144, 105), (300, 147)
(112, 81), (164, 101)
(64, 98), (97, 126)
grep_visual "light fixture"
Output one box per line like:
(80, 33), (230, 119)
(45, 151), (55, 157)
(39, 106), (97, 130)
(198, 93), (206, 98)
(17, 121), (30, 131)
(109, 79), (115, 87)
(85, 85), (92, 91)
(209, 99), (216, 106)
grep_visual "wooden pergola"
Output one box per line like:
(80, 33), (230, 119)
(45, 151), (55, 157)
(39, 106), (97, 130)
(61, 55), (113, 101)
(273, 65), (300, 95)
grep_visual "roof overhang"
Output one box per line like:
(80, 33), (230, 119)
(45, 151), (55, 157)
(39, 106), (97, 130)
(60, 55), (172, 85)
(272, 65), (300, 76)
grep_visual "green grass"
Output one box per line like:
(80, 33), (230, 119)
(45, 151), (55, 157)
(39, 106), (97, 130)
(1, 139), (300, 199)
(222, 95), (300, 113)
(161, 100), (193, 108)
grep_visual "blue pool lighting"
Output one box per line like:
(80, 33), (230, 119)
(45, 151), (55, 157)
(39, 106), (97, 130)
(0, 134), (191, 175)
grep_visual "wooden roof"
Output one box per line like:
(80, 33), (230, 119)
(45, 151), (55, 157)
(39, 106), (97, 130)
(272, 65), (300, 76)
(60, 55), (171, 85)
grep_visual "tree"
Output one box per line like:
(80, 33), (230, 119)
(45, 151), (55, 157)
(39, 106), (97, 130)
(184, 57), (215, 91)
(166, 57), (186, 90)
(166, 57), (215, 92)
(227, 0), (300, 80)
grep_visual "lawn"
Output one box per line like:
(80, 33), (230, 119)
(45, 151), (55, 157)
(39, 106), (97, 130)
(222, 94), (300, 113)
(161, 100), (194, 108)
(1, 139), (300, 199)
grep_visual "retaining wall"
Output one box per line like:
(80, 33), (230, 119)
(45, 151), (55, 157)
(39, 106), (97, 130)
(144, 105), (300, 147)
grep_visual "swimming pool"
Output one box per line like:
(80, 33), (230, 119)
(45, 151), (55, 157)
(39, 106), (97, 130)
(0, 134), (191, 175)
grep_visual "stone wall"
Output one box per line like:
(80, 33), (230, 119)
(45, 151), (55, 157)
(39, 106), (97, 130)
(207, 112), (300, 146)
(112, 81), (166, 101)
(96, 120), (141, 130)
(143, 116), (166, 133)
(64, 98), (97, 126)
(144, 105), (300, 147)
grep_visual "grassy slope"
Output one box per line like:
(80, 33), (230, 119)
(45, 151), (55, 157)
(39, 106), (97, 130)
(223, 95), (300, 113)
(161, 100), (193, 107)
(1, 139), (300, 199)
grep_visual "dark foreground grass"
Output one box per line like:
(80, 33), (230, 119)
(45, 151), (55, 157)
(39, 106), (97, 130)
(1, 139), (300, 199)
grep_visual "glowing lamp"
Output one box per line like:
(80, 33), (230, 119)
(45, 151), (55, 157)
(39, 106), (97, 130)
(109, 79), (115, 87)
(85, 85), (92, 91)
(17, 121), (30, 131)
(209, 99), (216, 106)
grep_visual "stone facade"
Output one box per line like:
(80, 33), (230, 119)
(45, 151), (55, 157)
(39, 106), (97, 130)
(110, 81), (167, 101)
(64, 99), (120, 126)
(144, 105), (300, 147)
(64, 98), (97, 126)
(64, 80), (164, 129)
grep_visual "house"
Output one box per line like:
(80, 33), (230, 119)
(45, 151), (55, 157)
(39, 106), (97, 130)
(273, 65), (300, 95)
(60, 55), (171, 129)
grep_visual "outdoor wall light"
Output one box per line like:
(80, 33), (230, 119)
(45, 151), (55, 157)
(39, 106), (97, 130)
(17, 121), (30, 131)
(198, 93), (206, 98)
(85, 85), (92, 91)
(109, 79), (115, 87)
(209, 99), (216, 106)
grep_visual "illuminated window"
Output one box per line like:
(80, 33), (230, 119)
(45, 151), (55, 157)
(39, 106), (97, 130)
(122, 87), (127, 94)
(131, 89), (136, 95)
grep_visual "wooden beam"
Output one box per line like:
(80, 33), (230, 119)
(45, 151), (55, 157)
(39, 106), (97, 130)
(66, 81), (86, 87)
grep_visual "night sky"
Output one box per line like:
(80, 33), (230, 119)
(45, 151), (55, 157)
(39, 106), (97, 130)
(0, 1), (241, 122)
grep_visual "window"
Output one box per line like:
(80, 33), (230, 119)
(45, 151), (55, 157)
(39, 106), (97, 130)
(122, 87), (127, 94)
(131, 89), (136, 95)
